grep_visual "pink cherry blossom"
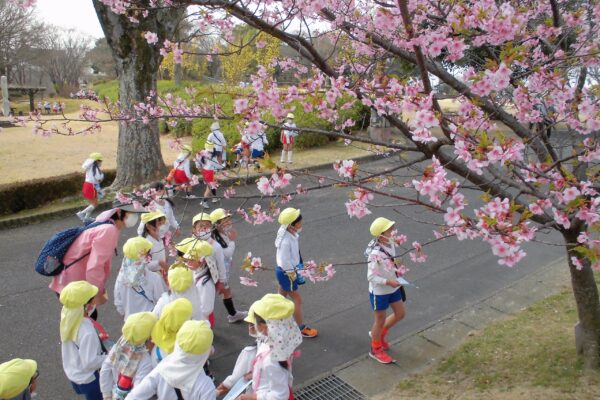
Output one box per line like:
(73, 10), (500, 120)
(240, 277), (258, 287)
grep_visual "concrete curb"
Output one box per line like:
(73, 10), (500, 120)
(0, 153), (382, 231)
(297, 257), (570, 398)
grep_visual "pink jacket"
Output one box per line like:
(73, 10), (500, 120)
(49, 223), (120, 295)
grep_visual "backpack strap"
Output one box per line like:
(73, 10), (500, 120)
(174, 388), (185, 400)
(86, 317), (109, 354)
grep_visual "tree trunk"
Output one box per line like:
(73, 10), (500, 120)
(92, 1), (184, 188)
(563, 229), (600, 369)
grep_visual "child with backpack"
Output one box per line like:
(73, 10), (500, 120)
(99, 312), (157, 400)
(366, 217), (406, 364)
(114, 237), (166, 320)
(77, 152), (104, 222)
(60, 281), (108, 400)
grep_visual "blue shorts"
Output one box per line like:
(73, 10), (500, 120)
(251, 149), (265, 159)
(369, 288), (404, 311)
(276, 267), (298, 292)
(71, 371), (102, 400)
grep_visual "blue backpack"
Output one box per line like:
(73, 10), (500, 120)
(35, 221), (108, 276)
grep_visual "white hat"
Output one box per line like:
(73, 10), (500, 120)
(211, 122), (220, 131)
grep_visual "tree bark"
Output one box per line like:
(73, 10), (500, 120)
(563, 229), (600, 369)
(92, 1), (184, 188)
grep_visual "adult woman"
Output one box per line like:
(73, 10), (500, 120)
(129, 320), (216, 400)
(50, 204), (142, 320)
(239, 293), (302, 400)
(77, 152), (104, 222)
(0, 358), (39, 400)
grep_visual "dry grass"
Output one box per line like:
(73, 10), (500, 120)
(0, 107), (190, 185)
(374, 288), (600, 400)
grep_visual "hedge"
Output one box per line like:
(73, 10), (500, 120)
(0, 170), (116, 215)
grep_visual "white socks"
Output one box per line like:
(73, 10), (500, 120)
(83, 205), (95, 218)
(287, 151), (293, 163)
(281, 150), (287, 162)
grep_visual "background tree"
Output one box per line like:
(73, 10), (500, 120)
(87, 38), (117, 78)
(92, 0), (185, 187)
(41, 29), (91, 94)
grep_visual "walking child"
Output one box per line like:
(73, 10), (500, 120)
(173, 144), (196, 199)
(366, 217), (406, 364)
(193, 212), (247, 324)
(196, 142), (221, 209)
(114, 237), (165, 320)
(128, 320), (216, 399)
(59, 281), (107, 400)
(207, 121), (227, 166)
(150, 298), (193, 367)
(77, 152), (104, 222)
(274, 208), (318, 338)
(238, 293), (302, 400)
(99, 312), (157, 399)
(0, 358), (39, 399)
(280, 113), (297, 163)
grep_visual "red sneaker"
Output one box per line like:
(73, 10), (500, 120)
(369, 347), (394, 364)
(369, 331), (390, 350)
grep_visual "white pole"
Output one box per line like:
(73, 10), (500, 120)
(1, 76), (9, 117)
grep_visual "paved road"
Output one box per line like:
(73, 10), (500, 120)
(0, 158), (564, 398)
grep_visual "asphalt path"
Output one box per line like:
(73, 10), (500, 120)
(0, 157), (565, 398)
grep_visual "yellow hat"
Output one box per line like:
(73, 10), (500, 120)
(370, 217), (395, 237)
(210, 208), (231, 224)
(122, 312), (158, 345)
(278, 207), (301, 225)
(192, 212), (212, 225)
(176, 320), (213, 355)
(89, 152), (103, 161)
(286, 113), (295, 119)
(168, 266), (193, 292)
(204, 141), (215, 150)
(122, 237), (153, 260)
(187, 240), (213, 259)
(141, 210), (166, 224)
(182, 144), (193, 153)
(59, 281), (98, 308)
(175, 237), (212, 259)
(152, 298), (193, 353)
(252, 293), (295, 321)
(244, 302), (257, 324)
(0, 358), (37, 398)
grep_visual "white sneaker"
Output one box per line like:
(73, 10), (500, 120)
(185, 194), (199, 199)
(227, 311), (248, 323)
(76, 211), (86, 222)
(211, 198), (219, 203)
(200, 201), (210, 209)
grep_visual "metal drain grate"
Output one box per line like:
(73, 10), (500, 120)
(295, 374), (366, 400)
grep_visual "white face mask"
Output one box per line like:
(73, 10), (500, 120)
(124, 213), (139, 228)
(295, 227), (302, 235)
(158, 224), (169, 238)
(195, 230), (212, 241)
(255, 330), (268, 342)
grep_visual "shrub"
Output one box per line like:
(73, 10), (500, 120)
(0, 170), (116, 215)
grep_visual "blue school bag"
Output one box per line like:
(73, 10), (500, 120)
(35, 221), (107, 276)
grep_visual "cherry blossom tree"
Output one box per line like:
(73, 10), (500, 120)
(15, 0), (600, 368)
